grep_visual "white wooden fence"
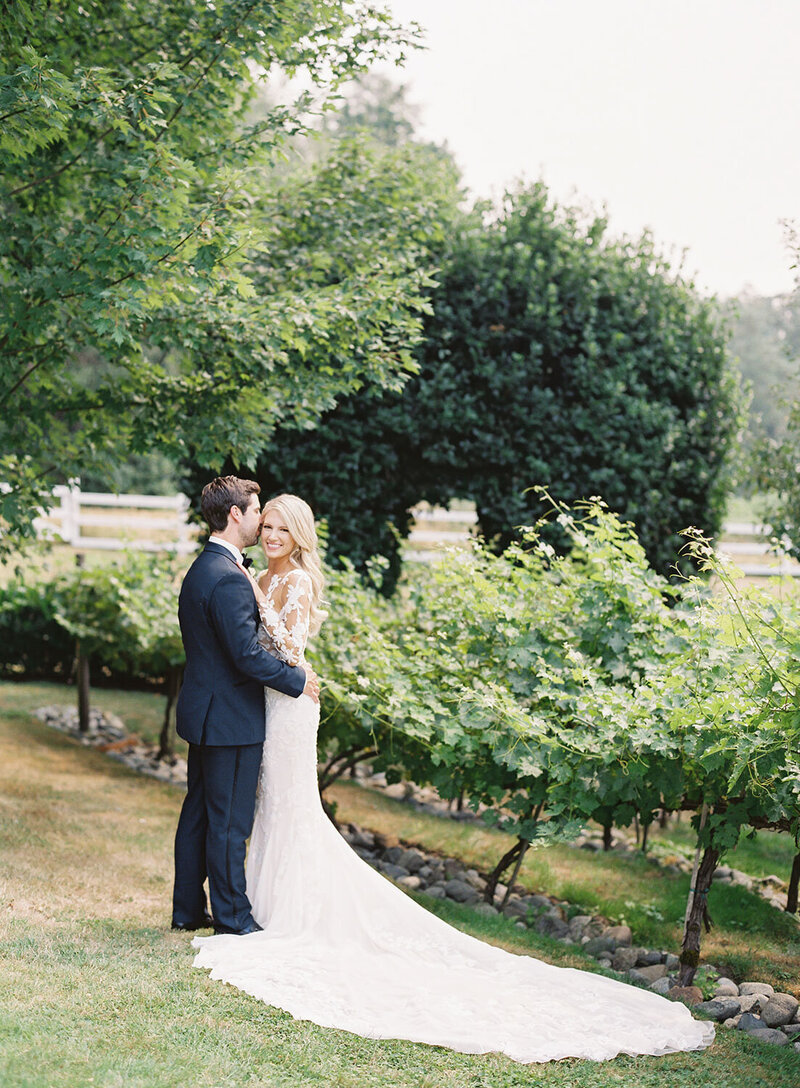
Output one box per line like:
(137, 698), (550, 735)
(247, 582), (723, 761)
(29, 490), (800, 576)
(407, 506), (800, 578)
(35, 485), (195, 554)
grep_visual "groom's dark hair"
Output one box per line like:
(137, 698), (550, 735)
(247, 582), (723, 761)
(201, 476), (261, 532)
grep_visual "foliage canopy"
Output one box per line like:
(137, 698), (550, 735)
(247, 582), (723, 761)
(0, 0), (459, 550)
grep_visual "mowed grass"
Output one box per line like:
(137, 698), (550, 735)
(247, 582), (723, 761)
(1, 683), (799, 1087)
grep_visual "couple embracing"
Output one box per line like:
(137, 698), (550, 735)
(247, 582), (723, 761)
(171, 475), (715, 1065)
(171, 476), (320, 936)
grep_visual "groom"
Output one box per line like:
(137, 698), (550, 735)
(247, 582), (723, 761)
(171, 475), (319, 936)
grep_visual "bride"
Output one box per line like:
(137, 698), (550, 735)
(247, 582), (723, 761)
(191, 494), (715, 1064)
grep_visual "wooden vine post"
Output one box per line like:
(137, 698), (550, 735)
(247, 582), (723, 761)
(678, 803), (720, 987)
(75, 553), (91, 734)
(158, 665), (183, 761)
(787, 852), (800, 914)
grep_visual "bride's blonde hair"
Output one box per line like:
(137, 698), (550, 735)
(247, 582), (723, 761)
(262, 493), (327, 634)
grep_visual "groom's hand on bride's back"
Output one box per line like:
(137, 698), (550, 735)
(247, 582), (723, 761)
(303, 667), (320, 703)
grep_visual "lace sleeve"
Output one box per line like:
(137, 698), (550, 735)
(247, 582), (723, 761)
(258, 568), (312, 666)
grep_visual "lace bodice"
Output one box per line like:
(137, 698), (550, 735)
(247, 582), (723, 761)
(255, 567), (311, 667)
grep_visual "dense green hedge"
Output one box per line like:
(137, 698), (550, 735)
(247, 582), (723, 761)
(217, 184), (742, 592)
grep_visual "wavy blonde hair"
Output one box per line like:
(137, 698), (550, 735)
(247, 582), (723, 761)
(262, 493), (327, 634)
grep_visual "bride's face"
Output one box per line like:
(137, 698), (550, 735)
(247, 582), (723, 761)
(260, 509), (295, 563)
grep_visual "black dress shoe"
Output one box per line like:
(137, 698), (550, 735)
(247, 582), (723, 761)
(171, 912), (214, 932)
(213, 920), (263, 936)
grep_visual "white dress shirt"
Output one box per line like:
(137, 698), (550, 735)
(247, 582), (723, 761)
(208, 535), (243, 565)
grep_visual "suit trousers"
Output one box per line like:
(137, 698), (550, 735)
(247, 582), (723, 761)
(172, 741), (262, 932)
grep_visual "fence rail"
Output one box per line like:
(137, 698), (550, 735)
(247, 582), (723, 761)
(34, 486), (195, 554)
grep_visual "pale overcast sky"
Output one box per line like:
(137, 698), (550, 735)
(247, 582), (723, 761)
(380, 0), (800, 299)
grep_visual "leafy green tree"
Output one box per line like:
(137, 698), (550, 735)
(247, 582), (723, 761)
(249, 184), (742, 589)
(0, 0), (433, 549)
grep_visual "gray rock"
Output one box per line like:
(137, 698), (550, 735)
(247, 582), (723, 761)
(585, 935), (617, 957)
(596, 955), (613, 968)
(737, 994), (762, 1014)
(424, 885), (446, 899)
(781, 1023), (800, 1037)
(747, 1028), (789, 1047)
(535, 914), (569, 939)
(348, 826), (376, 850)
(473, 902), (499, 917)
(723, 1015), (742, 1029)
(398, 849), (425, 873)
(383, 845), (406, 865)
(738, 1012), (765, 1033)
(637, 949), (663, 967)
(416, 865), (434, 881)
(714, 978), (739, 997)
(567, 914), (593, 939)
(464, 868), (487, 890)
(761, 993), (800, 1028)
(739, 982), (775, 996)
(795, 1041), (800, 1054)
(397, 875), (421, 890)
(444, 878), (479, 904)
(502, 898), (530, 919)
(649, 977), (675, 996)
(611, 947), (640, 972)
(526, 894), (553, 912)
(603, 925), (632, 947)
(492, 882), (508, 904)
(379, 862), (410, 880)
(443, 858), (466, 880)
(514, 921), (527, 930)
(629, 964), (668, 984)
(713, 866), (733, 881)
(664, 953), (680, 972)
(694, 998), (741, 1022)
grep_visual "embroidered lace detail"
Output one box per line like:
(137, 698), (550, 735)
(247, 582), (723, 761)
(191, 569), (715, 1064)
(255, 567), (311, 667)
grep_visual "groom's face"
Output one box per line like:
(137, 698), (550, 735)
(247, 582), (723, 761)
(238, 494), (263, 548)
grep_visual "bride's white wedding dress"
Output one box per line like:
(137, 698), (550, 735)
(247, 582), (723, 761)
(191, 568), (714, 1064)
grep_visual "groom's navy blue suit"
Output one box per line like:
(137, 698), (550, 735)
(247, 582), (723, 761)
(172, 541), (305, 933)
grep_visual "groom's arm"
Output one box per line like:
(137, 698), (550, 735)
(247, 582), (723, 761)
(208, 573), (306, 699)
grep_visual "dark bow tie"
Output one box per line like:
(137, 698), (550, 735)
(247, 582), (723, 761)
(240, 556), (253, 570)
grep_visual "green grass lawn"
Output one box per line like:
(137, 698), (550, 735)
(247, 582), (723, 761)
(2, 682), (800, 1087)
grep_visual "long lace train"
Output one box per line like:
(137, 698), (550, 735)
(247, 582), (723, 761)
(191, 686), (714, 1064)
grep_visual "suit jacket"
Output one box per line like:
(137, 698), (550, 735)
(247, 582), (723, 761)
(176, 542), (306, 746)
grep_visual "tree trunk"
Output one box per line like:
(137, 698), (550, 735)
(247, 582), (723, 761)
(484, 837), (528, 905)
(659, 808), (670, 829)
(640, 822), (649, 855)
(501, 839), (529, 908)
(786, 853), (800, 914)
(158, 666), (183, 761)
(317, 746), (378, 793)
(678, 843), (719, 987)
(602, 823), (612, 851)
